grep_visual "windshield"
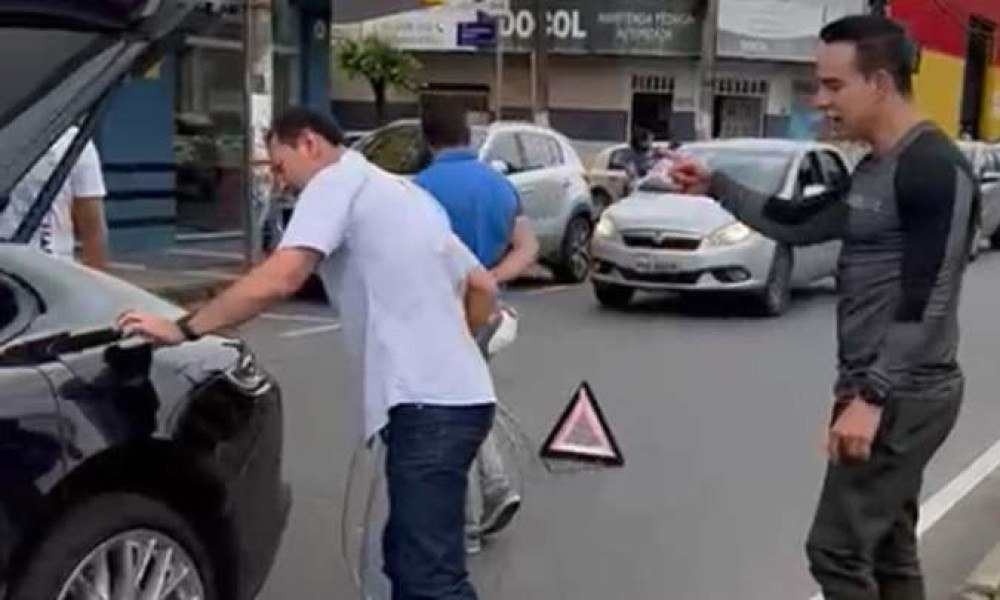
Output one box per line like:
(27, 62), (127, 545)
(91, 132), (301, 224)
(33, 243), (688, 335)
(683, 147), (792, 195)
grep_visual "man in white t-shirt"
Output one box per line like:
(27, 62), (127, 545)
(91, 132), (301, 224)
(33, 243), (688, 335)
(0, 127), (108, 269)
(118, 108), (498, 599)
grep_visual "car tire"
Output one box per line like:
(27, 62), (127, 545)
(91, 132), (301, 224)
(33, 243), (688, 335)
(989, 225), (1000, 250)
(593, 282), (634, 309)
(756, 245), (793, 317)
(592, 189), (613, 214)
(8, 493), (218, 600)
(554, 215), (592, 283)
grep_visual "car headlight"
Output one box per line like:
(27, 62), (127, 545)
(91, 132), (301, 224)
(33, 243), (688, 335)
(595, 215), (618, 239)
(705, 222), (753, 247)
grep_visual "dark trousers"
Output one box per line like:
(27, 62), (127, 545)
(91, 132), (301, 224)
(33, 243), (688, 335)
(382, 403), (495, 600)
(806, 380), (963, 600)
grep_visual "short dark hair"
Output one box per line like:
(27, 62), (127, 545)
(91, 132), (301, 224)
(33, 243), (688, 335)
(420, 96), (471, 149)
(820, 15), (917, 97)
(267, 107), (345, 147)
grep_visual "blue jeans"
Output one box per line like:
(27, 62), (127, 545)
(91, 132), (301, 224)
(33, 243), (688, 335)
(382, 403), (495, 599)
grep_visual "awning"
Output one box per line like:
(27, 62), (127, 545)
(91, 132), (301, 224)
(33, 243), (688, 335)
(332, 0), (425, 24)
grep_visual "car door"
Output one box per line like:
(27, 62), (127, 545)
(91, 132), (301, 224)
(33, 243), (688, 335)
(788, 151), (833, 283)
(482, 129), (538, 218)
(517, 132), (571, 250)
(813, 150), (849, 277)
(980, 149), (1000, 237)
(0, 273), (66, 580)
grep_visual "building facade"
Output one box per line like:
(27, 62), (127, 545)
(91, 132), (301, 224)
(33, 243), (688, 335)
(890, 0), (1000, 140)
(331, 0), (863, 142)
(93, 0), (332, 251)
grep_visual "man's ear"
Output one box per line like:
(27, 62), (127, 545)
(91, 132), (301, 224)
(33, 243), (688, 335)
(872, 69), (896, 99)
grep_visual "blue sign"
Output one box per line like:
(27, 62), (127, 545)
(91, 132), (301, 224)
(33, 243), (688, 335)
(457, 21), (497, 47)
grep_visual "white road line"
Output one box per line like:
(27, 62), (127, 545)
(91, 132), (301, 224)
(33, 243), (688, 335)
(109, 261), (148, 272)
(168, 248), (244, 260)
(261, 312), (339, 324)
(279, 323), (342, 339)
(520, 284), (578, 296)
(807, 436), (1000, 600)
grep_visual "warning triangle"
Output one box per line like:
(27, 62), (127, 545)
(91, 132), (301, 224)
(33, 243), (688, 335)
(540, 382), (624, 466)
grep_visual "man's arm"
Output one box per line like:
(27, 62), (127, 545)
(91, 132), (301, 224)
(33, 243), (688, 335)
(491, 216), (538, 284)
(465, 267), (498, 332)
(839, 141), (975, 404)
(72, 196), (108, 270)
(670, 156), (848, 246)
(118, 248), (321, 343)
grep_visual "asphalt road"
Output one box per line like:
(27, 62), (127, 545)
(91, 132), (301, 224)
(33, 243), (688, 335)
(245, 253), (1000, 600)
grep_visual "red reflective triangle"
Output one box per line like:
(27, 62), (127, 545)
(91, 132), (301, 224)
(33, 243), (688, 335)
(541, 382), (624, 466)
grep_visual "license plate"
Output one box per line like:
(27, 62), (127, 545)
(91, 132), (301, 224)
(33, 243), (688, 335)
(634, 255), (680, 273)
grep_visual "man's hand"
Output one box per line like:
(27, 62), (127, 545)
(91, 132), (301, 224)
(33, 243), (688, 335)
(827, 397), (883, 464)
(117, 311), (186, 347)
(667, 153), (712, 196)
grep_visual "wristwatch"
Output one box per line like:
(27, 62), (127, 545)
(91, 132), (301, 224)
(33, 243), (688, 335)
(176, 314), (201, 341)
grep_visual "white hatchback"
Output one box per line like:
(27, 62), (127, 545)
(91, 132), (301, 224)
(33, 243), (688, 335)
(590, 139), (850, 316)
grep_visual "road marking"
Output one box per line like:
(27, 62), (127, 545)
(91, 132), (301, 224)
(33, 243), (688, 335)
(519, 284), (579, 296)
(261, 312), (339, 324)
(807, 436), (1000, 599)
(168, 248), (244, 260)
(279, 323), (342, 339)
(109, 261), (148, 272)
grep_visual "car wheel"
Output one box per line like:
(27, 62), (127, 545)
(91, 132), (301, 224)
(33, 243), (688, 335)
(593, 281), (634, 309)
(9, 493), (218, 600)
(592, 189), (613, 214)
(989, 224), (1000, 250)
(554, 215), (592, 283)
(756, 245), (793, 317)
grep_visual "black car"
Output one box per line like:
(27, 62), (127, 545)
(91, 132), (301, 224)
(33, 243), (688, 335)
(0, 3), (288, 599)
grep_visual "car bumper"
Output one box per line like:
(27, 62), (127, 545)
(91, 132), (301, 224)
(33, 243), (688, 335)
(224, 379), (291, 600)
(590, 235), (774, 292)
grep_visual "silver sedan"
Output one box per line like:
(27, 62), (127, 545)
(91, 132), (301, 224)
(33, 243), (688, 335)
(590, 139), (849, 316)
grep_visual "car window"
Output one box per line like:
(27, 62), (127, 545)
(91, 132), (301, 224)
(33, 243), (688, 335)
(608, 149), (631, 170)
(0, 274), (37, 345)
(546, 137), (565, 166)
(357, 125), (432, 175)
(817, 151), (849, 188)
(484, 132), (524, 172)
(798, 153), (825, 188)
(520, 133), (553, 171)
(682, 147), (792, 195)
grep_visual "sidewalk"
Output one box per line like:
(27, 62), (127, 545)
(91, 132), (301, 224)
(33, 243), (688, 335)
(108, 243), (246, 306)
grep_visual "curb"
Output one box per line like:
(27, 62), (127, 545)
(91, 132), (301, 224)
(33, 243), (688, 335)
(960, 542), (1000, 599)
(148, 280), (230, 307)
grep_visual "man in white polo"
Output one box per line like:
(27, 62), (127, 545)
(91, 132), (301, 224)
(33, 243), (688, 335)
(118, 108), (498, 599)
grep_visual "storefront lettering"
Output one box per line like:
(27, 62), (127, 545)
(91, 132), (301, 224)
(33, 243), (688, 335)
(501, 9), (589, 40)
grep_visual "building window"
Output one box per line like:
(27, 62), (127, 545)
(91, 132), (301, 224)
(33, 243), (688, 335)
(631, 74), (675, 140)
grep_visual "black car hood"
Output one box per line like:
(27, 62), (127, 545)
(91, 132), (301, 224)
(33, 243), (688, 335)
(0, 0), (204, 241)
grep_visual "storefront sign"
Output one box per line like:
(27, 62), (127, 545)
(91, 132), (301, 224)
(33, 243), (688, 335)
(499, 0), (701, 56)
(717, 0), (865, 61)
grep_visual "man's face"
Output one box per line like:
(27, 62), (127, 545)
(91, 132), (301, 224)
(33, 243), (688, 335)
(813, 42), (882, 140)
(267, 133), (319, 193)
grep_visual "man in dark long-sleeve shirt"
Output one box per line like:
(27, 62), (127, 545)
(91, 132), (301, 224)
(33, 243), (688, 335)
(672, 16), (976, 600)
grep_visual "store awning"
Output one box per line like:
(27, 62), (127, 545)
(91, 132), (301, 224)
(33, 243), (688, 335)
(332, 0), (426, 24)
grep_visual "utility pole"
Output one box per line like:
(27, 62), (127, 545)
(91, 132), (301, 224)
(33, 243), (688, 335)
(495, 12), (504, 120)
(531, 0), (549, 126)
(243, 0), (273, 267)
(694, 0), (719, 140)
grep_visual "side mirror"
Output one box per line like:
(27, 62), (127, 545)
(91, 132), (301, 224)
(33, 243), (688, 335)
(982, 171), (1000, 185)
(802, 183), (829, 199)
(490, 159), (511, 175)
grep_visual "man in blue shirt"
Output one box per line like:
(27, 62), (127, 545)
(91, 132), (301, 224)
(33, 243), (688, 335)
(417, 102), (539, 553)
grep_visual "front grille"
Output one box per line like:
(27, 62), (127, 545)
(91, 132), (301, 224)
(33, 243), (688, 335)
(618, 267), (702, 285)
(622, 231), (701, 251)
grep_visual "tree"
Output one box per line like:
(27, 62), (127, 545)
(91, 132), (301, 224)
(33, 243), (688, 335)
(336, 36), (422, 126)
